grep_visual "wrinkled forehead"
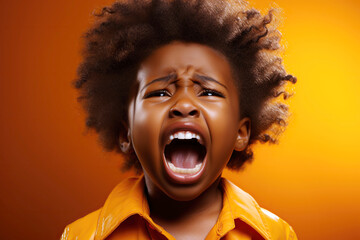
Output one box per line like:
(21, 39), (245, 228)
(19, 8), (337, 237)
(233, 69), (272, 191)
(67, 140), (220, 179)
(136, 42), (236, 88)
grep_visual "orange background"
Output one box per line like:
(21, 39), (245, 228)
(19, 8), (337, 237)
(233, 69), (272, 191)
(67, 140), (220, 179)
(1, 0), (359, 239)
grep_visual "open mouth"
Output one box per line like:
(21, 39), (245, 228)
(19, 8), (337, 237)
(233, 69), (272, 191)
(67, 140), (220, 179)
(163, 131), (207, 183)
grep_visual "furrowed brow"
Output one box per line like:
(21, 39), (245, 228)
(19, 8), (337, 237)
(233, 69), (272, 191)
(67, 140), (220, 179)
(141, 73), (177, 91)
(193, 74), (227, 89)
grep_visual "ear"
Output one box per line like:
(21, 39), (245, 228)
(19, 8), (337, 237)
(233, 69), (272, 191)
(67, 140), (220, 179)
(119, 123), (132, 154)
(234, 117), (251, 151)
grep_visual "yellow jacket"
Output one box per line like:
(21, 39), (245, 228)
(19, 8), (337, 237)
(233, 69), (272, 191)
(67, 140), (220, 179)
(61, 177), (297, 240)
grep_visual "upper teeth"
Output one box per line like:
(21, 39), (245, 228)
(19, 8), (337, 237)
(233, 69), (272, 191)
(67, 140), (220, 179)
(169, 131), (201, 141)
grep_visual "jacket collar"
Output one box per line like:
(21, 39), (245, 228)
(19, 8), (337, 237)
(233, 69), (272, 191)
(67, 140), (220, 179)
(220, 178), (271, 239)
(94, 176), (270, 240)
(94, 177), (148, 240)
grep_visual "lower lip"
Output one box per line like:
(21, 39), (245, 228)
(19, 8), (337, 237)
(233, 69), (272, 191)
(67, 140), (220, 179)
(163, 155), (207, 184)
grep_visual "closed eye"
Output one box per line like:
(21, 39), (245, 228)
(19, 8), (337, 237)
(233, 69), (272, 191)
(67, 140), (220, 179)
(199, 89), (225, 98)
(144, 89), (171, 98)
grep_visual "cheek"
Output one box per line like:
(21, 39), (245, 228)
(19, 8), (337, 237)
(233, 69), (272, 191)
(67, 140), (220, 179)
(131, 101), (167, 167)
(203, 102), (239, 165)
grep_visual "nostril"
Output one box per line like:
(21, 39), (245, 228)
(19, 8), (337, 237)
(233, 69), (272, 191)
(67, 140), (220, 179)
(169, 101), (200, 118)
(189, 110), (198, 116)
(172, 109), (182, 117)
(170, 108), (199, 118)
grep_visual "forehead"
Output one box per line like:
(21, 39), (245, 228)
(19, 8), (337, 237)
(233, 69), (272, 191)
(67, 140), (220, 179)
(137, 42), (235, 86)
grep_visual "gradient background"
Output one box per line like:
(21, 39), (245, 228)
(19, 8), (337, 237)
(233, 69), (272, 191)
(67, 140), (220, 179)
(1, 0), (359, 239)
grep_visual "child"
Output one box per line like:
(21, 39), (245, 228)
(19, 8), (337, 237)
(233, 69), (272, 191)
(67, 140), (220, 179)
(61, 0), (297, 239)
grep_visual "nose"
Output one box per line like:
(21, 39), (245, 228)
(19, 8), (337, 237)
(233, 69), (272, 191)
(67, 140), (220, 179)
(169, 97), (200, 118)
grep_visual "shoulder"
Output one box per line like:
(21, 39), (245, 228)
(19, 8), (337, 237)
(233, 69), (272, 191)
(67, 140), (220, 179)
(60, 177), (144, 240)
(222, 178), (297, 240)
(60, 208), (102, 240)
(259, 208), (298, 240)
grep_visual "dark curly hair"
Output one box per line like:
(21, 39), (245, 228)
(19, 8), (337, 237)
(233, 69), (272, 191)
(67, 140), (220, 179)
(75, 0), (296, 172)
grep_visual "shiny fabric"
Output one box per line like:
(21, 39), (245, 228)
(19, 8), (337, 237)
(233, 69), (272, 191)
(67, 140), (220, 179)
(61, 177), (297, 240)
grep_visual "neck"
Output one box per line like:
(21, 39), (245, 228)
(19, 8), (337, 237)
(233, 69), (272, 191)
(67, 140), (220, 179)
(145, 177), (223, 223)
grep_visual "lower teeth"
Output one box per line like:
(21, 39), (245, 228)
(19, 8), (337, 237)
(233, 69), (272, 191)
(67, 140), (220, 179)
(168, 162), (202, 174)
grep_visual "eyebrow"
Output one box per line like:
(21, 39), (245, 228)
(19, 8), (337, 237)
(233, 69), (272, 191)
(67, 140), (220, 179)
(193, 74), (227, 89)
(141, 73), (177, 91)
(141, 73), (227, 91)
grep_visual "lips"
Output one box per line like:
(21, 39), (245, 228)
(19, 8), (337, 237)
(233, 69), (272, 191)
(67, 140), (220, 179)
(161, 122), (208, 184)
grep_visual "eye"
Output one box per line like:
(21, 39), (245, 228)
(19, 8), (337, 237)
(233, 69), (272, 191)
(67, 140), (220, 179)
(199, 89), (225, 98)
(144, 89), (171, 98)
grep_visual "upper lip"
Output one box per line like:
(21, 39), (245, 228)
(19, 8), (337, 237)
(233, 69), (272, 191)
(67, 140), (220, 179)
(161, 121), (208, 148)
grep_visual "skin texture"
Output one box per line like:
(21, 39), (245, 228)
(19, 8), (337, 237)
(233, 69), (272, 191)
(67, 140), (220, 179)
(122, 42), (250, 239)
(76, 0), (297, 171)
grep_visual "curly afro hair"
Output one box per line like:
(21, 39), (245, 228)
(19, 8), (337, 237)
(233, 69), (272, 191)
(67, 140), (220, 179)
(75, 0), (296, 172)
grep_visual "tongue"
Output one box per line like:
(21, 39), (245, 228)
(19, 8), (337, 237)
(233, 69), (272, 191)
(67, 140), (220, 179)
(169, 146), (200, 169)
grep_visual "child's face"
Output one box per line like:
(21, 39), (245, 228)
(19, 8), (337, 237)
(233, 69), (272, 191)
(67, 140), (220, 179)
(126, 42), (249, 200)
